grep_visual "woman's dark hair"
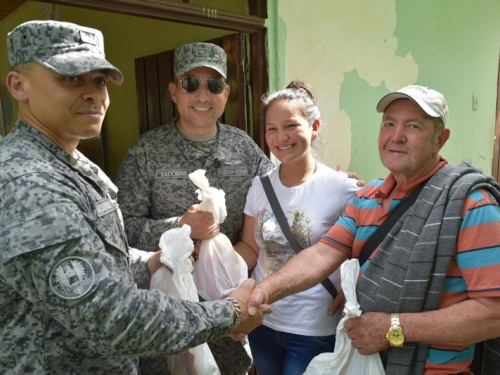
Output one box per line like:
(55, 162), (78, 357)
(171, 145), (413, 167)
(261, 80), (321, 127)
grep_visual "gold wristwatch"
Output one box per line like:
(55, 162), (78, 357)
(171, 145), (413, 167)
(386, 313), (405, 347)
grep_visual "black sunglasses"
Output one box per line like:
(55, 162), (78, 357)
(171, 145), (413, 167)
(178, 77), (226, 95)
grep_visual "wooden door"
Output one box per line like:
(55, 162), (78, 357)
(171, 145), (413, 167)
(135, 33), (265, 149)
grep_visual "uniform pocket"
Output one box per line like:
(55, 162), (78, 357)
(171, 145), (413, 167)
(93, 198), (129, 257)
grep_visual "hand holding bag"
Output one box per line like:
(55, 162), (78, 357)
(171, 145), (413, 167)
(189, 170), (248, 300)
(304, 259), (385, 375)
(150, 225), (220, 375)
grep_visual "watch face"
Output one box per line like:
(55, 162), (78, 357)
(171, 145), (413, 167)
(388, 328), (405, 346)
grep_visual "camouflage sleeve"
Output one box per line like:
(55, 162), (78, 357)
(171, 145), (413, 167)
(0, 172), (234, 356)
(4, 238), (235, 356)
(255, 150), (275, 177)
(238, 132), (274, 178)
(128, 247), (154, 286)
(116, 148), (174, 252)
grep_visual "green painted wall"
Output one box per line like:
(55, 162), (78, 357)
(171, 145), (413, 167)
(267, 0), (500, 181)
(4, 1), (500, 182)
(0, 1), (242, 179)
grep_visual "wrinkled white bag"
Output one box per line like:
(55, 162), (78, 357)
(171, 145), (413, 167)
(304, 259), (385, 375)
(189, 170), (248, 300)
(150, 225), (220, 375)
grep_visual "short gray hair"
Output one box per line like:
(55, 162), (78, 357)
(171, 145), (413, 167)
(432, 117), (445, 143)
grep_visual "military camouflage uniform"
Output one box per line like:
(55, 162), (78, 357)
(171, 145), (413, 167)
(116, 120), (274, 250)
(116, 120), (274, 374)
(0, 122), (236, 374)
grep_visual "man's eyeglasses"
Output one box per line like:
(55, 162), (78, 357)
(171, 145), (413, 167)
(178, 77), (226, 95)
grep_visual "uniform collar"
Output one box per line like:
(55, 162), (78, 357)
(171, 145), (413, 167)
(16, 120), (75, 165)
(172, 118), (226, 160)
(15, 120), (117, 197)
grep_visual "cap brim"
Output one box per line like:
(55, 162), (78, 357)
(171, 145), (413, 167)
(37, 51), (124, 85)
(376, 92), (440, 118)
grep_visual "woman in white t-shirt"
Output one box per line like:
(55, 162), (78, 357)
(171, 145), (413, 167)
(234, 81), (360, 375)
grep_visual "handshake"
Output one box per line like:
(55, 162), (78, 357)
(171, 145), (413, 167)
(226, 279), (271, 340)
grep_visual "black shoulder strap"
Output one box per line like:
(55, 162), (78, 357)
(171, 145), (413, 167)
(358, 181), (427, 267)
(260, 175), (338, 299)
(260, 175), (302, 252)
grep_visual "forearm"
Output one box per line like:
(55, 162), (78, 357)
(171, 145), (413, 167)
(76, 288), (234, 356)
(258, 242), (347, 304)
(402, 297), (500, 347)
(14, 243), (234, 357)
(123, 215), (173, 252)
(128, 247), (156, 286)
(346, 298), (500, 356)
(234, 214), (260, 269)
(234, 241), (258, 269)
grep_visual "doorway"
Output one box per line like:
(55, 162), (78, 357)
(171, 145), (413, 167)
(135, 34), (250, 135)
(40, 0), (269, 153)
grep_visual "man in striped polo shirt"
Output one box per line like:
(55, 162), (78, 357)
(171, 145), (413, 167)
(249, 85), (500, 374)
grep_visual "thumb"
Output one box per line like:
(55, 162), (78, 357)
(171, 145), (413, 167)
(248, 287), (266, 316)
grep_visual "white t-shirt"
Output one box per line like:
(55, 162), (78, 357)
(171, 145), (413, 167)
(244, 163), (359, 336)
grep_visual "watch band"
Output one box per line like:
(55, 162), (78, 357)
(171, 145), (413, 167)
(390, 313), (400, 327)
(225, 297), (242, 328)
(386, 313), (405, 347)
(172, 217), (181, 228)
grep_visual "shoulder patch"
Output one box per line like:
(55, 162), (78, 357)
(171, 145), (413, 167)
(49, 257), (95, 300)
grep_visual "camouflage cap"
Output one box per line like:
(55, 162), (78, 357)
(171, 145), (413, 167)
(7, 20), (123, 85)
(174, 42), (227, 78)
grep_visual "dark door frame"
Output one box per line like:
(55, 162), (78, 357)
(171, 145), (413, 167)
(492, 61), (500, 181)
(40, 0), (269, 154)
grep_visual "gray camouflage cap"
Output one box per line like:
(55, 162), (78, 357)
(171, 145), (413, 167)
(7, 20), (123, 85)
(174, 42), (227, 78)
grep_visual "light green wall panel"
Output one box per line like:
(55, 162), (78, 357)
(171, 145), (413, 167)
(266, 0), (287, 93)
(391, 0), (500, 172)
(269, 0), (500, 181)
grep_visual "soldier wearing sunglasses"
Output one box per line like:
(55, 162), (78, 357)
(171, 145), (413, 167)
(116, 43), (274, 375)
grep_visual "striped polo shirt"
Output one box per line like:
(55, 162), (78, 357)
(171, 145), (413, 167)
(320, 159), (500, 374)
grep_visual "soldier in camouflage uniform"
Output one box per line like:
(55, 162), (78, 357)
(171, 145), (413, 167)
(0, 20), (270, 374)
(116, 42), (275, 374)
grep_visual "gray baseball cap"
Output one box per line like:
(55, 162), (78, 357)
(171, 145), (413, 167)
(174, 42), (227, 78)
(7, 20), (123, 85)
(377, 85), (448, 125)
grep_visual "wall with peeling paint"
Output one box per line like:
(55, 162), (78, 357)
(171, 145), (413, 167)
(267, 0), (500, 180)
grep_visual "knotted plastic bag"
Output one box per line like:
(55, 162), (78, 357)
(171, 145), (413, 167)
(189, 169), (248, 300)
(189, 169), (227, 225)
(150, 225), (219, 375)
(304, 259), (385, 375)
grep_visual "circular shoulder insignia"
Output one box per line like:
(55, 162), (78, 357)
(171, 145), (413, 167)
(49, 257), (95, 300)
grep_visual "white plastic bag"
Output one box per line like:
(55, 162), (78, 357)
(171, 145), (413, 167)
(150, 225), (220, 375)
(189, 169), (227, 224)
(189, 170), (248, 300)
(304, 259), (385, 375)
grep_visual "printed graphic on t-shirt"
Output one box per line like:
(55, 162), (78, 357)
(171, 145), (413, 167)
(254, 208), (314, 277)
